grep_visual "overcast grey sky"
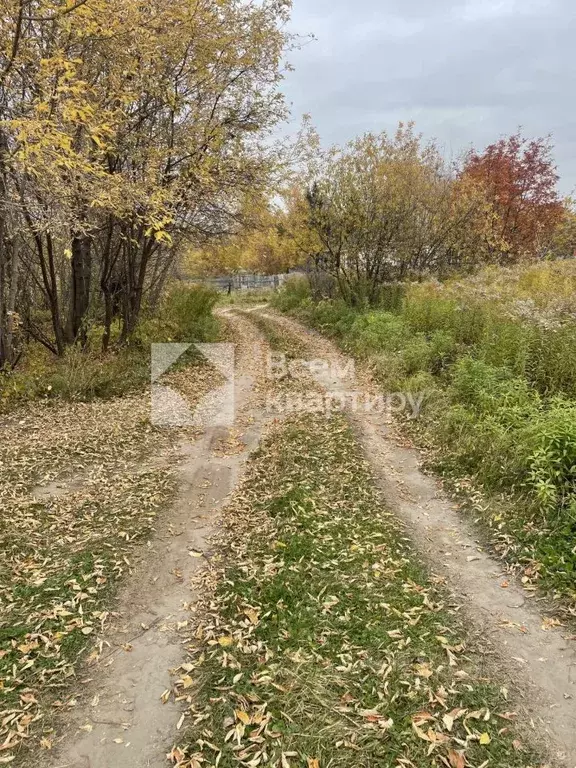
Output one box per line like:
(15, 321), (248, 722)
(282, 0), (576, 194)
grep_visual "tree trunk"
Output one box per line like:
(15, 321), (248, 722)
(0, 128), (9, 367)
(119, 235), (158, 342)
(0, 222), (7, 368)
(45, 233), (66, 355)
(5, 238), (19, 361)
(67, 232), (92, 344)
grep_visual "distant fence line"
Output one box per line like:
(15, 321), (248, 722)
(196, 272), (304, 293)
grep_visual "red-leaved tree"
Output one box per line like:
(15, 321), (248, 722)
(463, 132), (565, 261)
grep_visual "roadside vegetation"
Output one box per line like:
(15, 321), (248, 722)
(0, 278), (223, 760)
(173, 412), (535, 768)
(0, 0), (292, 406)
(273, 262), (576, 612)
(0, 284), (219, 410)
(193, 127), (576, 294)
(199, 119), (576, 621)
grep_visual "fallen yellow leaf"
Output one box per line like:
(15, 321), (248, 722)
(414, 662), (433, 679)
(235, 710), (251, 725)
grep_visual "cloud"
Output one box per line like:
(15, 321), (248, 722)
(282, 0), (575, 193)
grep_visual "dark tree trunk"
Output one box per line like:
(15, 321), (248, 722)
(4, 238), (19, 361)
(0, 129), (9, 367)
(46, 233), (66, 355)
(67, 232), (92, 344)
(99, 215), (122, 353)
(119, 234), (158, 343)
(19, 198), (66, 355)
(0, 222), (7, 368)
(102, 289), (114, 353)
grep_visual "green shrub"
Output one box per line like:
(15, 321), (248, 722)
(0, 345), (52, 406)
(427, 330), (460, 375)
(518, 400), (576, 516)
(305, 299), (355, 338)
(0, 345), (151, 407)
(160, 283), (219, 343)
(272, 276), (311, 312)
(400, 335), (433, 376)
(405, 293), (488, 346)
(432, 406), (520, 489)
(375, 282), (407, 312)
(50, 346), (150, 400)
(402, 371), (444, 417)
(478, 316), (532, 375)
(404, 280), (576, 399)
(368, 352), (408, 392)
(448, 358), (540, 420)
(346, 311), (409, 356)
(403, 292), (460, 335)
(525, 325), (576, 398)
(431, 359), (576, 525)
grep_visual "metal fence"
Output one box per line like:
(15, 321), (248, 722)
(199, 272), (304, 293)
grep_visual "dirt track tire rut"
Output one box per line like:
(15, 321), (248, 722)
(253, 307), (576, 767)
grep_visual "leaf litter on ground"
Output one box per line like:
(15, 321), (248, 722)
(0, 359), (221, 762)
(169, 405), (543, 768)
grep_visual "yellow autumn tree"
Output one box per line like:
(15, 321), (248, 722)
(185, 183), (323, 278)
(304, 123), (500, 304)
(0, 0), (292, 356)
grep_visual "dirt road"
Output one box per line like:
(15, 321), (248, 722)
(40, 313), (270, 768)
(251, 307), (576, 767)
(36, 307), (576, 768)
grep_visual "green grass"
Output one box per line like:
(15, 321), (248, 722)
(272, 272), (576, 611)
(0, 283), (220, 411)
(174, 414), (537, 768)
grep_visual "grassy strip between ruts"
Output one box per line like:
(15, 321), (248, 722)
(172, 413), (539, 768)
(237, 311), (309, 361)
